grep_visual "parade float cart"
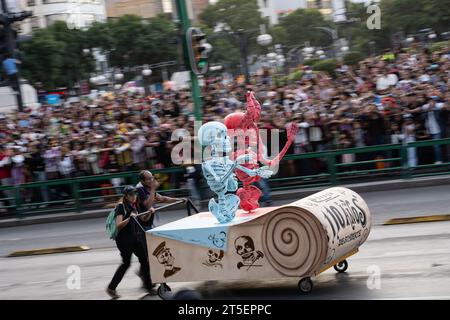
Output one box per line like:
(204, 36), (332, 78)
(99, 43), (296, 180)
(145, 187), (372, 296)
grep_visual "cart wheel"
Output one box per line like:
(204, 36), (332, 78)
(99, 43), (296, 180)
(158, 283), (172, 298)
(333, 260), (348, 273)
(298, 277), (313, 294)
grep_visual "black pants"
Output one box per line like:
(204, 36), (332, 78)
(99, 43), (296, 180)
(108, 236), (152, 291)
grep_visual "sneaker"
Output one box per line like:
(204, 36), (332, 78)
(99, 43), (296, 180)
(106, 287), (120, 299)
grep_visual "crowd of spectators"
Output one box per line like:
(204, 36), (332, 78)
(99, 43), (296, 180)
(1, 46), (449, 212)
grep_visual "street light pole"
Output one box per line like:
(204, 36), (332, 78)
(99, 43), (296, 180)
(211, 23), (271, 85)
(314, 26), (338, 58)
(174, 0), (202, 121)
(235, 31), (250, 85)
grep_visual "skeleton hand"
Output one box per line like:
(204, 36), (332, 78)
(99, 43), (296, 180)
(256, 166), (273, 179)
(286, 122), (298, 141)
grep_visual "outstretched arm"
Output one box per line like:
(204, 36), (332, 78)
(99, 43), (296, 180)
(215, 153), (256, 184)
(258, 122), (298, 167)
(235, 164), (273, 179)
(219, 162), (238, 184)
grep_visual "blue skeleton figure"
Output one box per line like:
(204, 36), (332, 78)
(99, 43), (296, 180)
(198, 122), (272, 223)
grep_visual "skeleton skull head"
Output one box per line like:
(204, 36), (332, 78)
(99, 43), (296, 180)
(235, 236), (255, 259)
(157, 248), (174, 267)
(207, 249), (224, 263)
(208, 250), (218, 263)
(198, 121), (231, 154)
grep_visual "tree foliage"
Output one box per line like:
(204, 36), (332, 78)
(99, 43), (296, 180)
(86, 15), (178, 68)
(21, 15), (178, 89)
(278, 9), (334, 47)
(199, 0), (264, 33)
(19, 0), (450, 87)
(199, 0), (265, 74)
(341, 0), (450, 56)
(21, 22), (94, 89)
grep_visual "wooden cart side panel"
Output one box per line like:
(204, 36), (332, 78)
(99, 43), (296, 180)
(146, 187), (372, 284)
(147, 222), (285, 284)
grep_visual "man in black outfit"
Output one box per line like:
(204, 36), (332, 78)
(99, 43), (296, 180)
(106, 186), (155, 298)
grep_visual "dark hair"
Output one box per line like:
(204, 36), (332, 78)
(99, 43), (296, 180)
(139, 170), (150, 182)
(119, 186), (137, 208)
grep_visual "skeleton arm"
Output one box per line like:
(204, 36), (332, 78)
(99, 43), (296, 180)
(203, 159), (239, 184)
(257, 123), (297, 167)
(218, 162), (238, 184)
(214, 154), (263, 185)
(235, 164), (273, 179)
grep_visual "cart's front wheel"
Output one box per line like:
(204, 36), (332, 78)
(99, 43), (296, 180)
(298, 277), (313, 294)
(158, 283), (172, 298)
(333, 260), (348, 273)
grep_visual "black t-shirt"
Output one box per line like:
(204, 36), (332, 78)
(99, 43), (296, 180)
(366, 114), (386, 141)
(115, 202), (138, 241)
(27, 152), (45, 172)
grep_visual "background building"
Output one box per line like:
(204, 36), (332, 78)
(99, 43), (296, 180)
(105, 0), (209, 23)
(105, 0), (165, 19)
(15, 0), (107, 35)
(306, 0), (346, 22)
(258, 0), (347, 25)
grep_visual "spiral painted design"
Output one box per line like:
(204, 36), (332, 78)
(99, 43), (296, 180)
(262, 208), (328, 277)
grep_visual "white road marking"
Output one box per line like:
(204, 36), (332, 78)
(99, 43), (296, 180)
(377, 296), (450, 300)
(22, 280), (56, 285)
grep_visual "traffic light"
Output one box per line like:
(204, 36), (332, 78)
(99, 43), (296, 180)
(0, 10), (32, 55)
(186, 27), (212, 75)
(0, 11), (32, 25)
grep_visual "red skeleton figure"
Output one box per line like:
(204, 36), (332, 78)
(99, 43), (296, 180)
(224, 91), (297, 212)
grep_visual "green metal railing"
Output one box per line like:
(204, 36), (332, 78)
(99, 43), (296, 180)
(1, 138), (449, 217)
(0, 167), (187, 217)
(270, 137), (450, 190)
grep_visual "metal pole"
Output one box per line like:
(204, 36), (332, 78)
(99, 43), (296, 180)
(174, 0), (202, 121)
(1, 0), (24, 112)
(314, 27), (339, 58)
(238, 32), (250, 85)
(162, 66), (168, 82)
